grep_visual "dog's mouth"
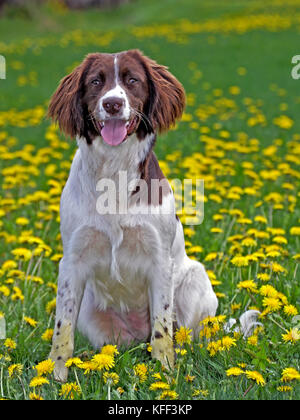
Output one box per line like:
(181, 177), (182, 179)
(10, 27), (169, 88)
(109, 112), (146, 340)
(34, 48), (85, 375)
(96, 117), (138, 146)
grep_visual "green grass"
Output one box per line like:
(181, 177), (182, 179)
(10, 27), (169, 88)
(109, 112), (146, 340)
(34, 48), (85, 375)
(0, 0), (300, 400)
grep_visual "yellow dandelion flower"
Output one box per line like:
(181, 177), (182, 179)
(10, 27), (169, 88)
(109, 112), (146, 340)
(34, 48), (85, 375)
(46, 298), (56, 314)
(259, 285), (278, 298)
(175, 326), (192, 346)
(59, 382), (81, 399)
(281, 367), (300, 382)
(237, 280), (258, 293)
(257, 273), (270, 282)
(34, 359), (55, 376)
(149, 381), (170, 391)
(41, 329), (53, 342)
(133, 363), (148, 383)
(103, 372), (119, 385)
(65, 357), (83, 368)
(15, 217), (29, 226)
(4, 338), (16, 350)
(29, 376), (49, 387)
(8, 363), (23, 377)
(159, 390), (178, 400)
(226, 367), (244, 376)
(247, 335), (258, 346)
(283, 305), (298, 316)
(262, 297), (282, 312)
(101, 344), (119, 356)
(241, 237), (257, 247)
(290, 226), (300, 236)
(271, 262), (287, 274)
(282, 328), (300, 343)
(277, 386), (293, 392)
(231, 256), (249, 267)
(220, 336), (237, 351)
(245, 370), (265, 386)
(91, 353), (115, 371)
(11, 247), (32, 261)
(29, 392), (44, 400)
(24, 316), (38, 328)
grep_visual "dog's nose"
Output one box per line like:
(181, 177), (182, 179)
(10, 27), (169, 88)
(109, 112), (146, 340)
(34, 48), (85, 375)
(103, 97), (124, 115)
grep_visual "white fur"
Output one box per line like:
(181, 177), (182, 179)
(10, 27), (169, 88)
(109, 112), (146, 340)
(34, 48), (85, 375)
(98, 54), (130, 121)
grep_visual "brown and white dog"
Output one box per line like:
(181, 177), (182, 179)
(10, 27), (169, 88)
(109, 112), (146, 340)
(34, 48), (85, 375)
(48, 50), (219, 382)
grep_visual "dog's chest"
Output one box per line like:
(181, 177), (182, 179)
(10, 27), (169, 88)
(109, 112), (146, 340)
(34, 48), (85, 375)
(83, 220), (154, 311)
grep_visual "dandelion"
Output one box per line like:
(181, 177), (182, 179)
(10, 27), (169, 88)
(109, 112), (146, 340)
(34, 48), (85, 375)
(231, 256), (249, 267)
(281, 367), (300, 382)
(41, 329), (53, 341)
(149, 381), (170, 391)
(46, 298), (56, 314)
(24, 316), (38, 328)
(271, 262), (287, 274)
(29, 392), (44, 400)
(59, 382), (81, 399)
(247, 334), (258, 346)
(11, 247), (32, 261)
(91, 353), (115, 371)
(29, 376), (49, 387)
(282, 328), (300, 343)
(226, 367), (244, 376)
(185, 374), (196, 382)
(8, 363), (23, 377)
(257, 273), (270, 281)
(259, 285), (278, 298)
(220, 336), (237, 351)
(262, 297), (282, 312)
(245, 370), (265, 386)
(65, 357), (83, 368)
(290, 227), (300, 236)
(15, 217), (29, 226)
(101, 344), (119, 357)
(133, 363), (148, 383)
(277, 386), (293, 392)
(175, 326), (192, 346)
(237, 280), (258, 293)
(34, 359), (55, 376)
(192, 389), (209, 398)
(103, 372), (119, 385)
(4, 338), (16, 350)
(159, 390), (178, 400)
(283, 305), (298, 316)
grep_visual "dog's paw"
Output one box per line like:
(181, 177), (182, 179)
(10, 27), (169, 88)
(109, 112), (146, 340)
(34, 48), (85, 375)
(49, 353), (69, 383)
(151, 325), (174, 370)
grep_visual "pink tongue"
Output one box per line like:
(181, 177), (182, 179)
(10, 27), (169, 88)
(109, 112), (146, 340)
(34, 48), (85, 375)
(101, 119), (127, 146)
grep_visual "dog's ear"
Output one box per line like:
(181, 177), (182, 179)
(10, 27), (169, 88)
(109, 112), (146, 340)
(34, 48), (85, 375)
(133, 50), (186, 133)
(48, 63), (85, 138)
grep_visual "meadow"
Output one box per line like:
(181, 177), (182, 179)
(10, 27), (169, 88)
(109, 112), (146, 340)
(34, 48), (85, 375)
(0, 0), (300, 400)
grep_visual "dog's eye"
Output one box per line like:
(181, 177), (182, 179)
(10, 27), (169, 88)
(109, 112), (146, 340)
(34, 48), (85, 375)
(91, 79), (101, 86)
(128, 77), (138, 85)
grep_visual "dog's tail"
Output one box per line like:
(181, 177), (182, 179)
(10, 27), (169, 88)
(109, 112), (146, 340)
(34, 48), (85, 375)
(224, 309), (262, 337)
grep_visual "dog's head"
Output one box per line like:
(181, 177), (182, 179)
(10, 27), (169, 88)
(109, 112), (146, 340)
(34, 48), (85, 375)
(48, 50), (185, 145)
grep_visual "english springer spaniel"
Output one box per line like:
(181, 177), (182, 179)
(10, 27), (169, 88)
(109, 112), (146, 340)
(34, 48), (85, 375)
(48, 50), (255, 382)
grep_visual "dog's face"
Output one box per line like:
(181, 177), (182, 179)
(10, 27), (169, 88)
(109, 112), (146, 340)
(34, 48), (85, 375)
(48, 50), (185, 145)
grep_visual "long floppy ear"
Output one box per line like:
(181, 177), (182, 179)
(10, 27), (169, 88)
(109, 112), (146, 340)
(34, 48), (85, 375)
(133, 50), (186, 133)
(48, 63), (85, 138)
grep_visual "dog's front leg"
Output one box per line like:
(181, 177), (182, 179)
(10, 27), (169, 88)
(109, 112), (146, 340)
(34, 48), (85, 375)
(149, 259), (175, 370)
(49, 257), (86, 382)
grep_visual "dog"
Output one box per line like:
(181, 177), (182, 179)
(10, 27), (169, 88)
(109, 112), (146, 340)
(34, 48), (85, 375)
(48, 49), (219, 382)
